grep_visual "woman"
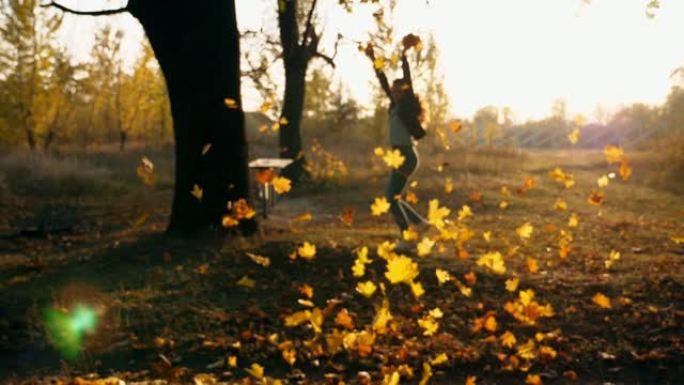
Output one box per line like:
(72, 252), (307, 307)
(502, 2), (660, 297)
(365, 35), (429, 243)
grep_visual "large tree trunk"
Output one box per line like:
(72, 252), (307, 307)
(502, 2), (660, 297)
(279, 60), (308, 182)
(129, 0), (256, 237)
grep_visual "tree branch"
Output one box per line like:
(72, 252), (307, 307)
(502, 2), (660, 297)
(300, 0), (319, 47)
(40, 1), (129, 16)
(313, 52), (335, 68)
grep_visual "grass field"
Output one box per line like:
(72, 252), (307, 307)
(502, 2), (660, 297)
(0, 141), (682, 384)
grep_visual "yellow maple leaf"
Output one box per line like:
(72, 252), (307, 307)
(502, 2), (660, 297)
(525, 374), (543, 385)
(403, 227), (419, 241)
(477, 251), (506, 275)
(245, 363), (264, 379)
(371, 197), (391, 216)
(457, 205), (473, 221)
(597, 175), (609, 188)
(418, 314), (439, 336)
(383, 149), (406, 169)
(385, 255), (419, 284)
(500, 330), (517, 348)
(568, 212), (579, 227)
(190, 184), (203, 201)
(416, 237), (435, 257)
(431, 352), (448, 365)
(383, 371), (400, 385)
(519, 289), (535, 306)
(604, 250), (620, 269)
(356, 281), (377, 298)
(272, 176), (292, 194)
(444, 177), (454, 194)
(374, 147), (385, 156)
(227, 355), (237, 367)
(484, 315), (498, 333)
(568, 128), (580, 144)
(279, 116), (289, 125)
(435, 268), (451, 285)
(297, 242), (316, 260)
(604, 145), (624, 164)
(499, 200), (509, 209)
(410, 280), (425, 298)
(428, 199), (451, 229)
(505, 277), (519, 292)
(236, 276), (255, 288)
(592, 292), (612, 308)
(554, 198), (567, 211)
(516, 222), (534, 240)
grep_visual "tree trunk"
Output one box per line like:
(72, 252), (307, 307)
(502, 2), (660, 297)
(279, 60), (308, 182)
(119, 130), (127, 151)
(129, 0), (256, 237)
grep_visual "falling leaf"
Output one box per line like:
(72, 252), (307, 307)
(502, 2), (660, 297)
(525, 374), (543, 385)
(505, 277), (519, 292)
(554, 198), (568, 211)
(374, 147), (385, 156)
(410, 280), (425, 298)
(499, 201), (509, 209)
(299, 284), (314, 299)
(484, 314), (498, 333)
(406, 191), (419, 204)
(524, 176), (536, 190)
(236, 276), (255, 288)
(465, 376), (477, 385)
(435, 268), (451, 285)
(604, 145), (624, 164)
(201, 143), (212, 155)
(385, 255), (419, 284)
(297, 242), (316, 260)
(356, 281), (377, 298)
(604, 250), (620, 269)
(568, 128), (580, 144)
(526, 257), (539, 273)
(403, 227), (419, 241)
(477, 251), (506, 275)
(592, 292), (612, 309)
(191, 184), (203, 201)
(246, 252), (270, 267)
(516, 222), (534, 240)
(431, 353), (448, 365)
(383, 149), (406, 169)
(293, 212), (313, 222)
(418, 314), (439, 336)
(449, 119), (463, 133)
(428, 199), (451, 229)
(587, 191), (604, 206)
(382, 371), (400, 385)
(371, 197), (391, 216)
(416, 237), (435, 257)
(444, 177), (454, 194)
(464, 271), (477, 286)
(224, 98), (239, 109)
(340, 207), (355, 226)
(457, 205), (473, 221)
(272, 176), (292, 194)
(279, 116), (289, 125)
(245, 363), (264, 379)
(619, 159), (632, 182)
(334, 308), (355, 329)
(227, 356), (237, 367)
(568, 213), (579, 227)
(597, 175), (609, 188)
(221, 215), (239, 228)
(500, 331), (517, 348)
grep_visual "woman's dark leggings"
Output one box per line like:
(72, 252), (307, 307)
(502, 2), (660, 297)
(385, 145), (426, 233)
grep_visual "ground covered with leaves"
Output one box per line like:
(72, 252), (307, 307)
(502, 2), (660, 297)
(0, 146), (683, 384)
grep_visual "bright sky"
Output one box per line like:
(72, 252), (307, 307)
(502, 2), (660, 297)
(55, 0), (684, 122)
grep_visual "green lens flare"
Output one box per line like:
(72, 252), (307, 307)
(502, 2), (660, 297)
(44, 304), (99, 359)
